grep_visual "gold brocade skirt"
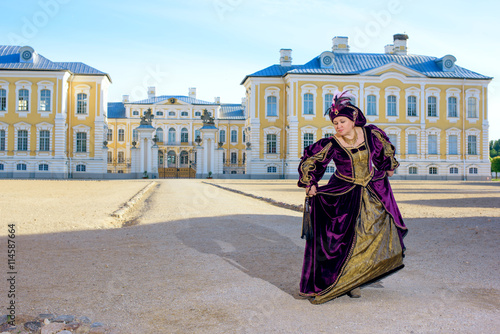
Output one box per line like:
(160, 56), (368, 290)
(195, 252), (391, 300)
(311, 187), (403, 304)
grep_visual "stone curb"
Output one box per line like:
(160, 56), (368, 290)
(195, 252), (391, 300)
(203, 181), (304, 212)
(111, 181), (158, 219)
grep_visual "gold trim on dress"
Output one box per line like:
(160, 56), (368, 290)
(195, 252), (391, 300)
(372, 129), (400, 171)
(300, 142), (332, 186)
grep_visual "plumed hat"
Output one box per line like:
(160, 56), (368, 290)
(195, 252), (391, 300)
(325, 90), (367, 127)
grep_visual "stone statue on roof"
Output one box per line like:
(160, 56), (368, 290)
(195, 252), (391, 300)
(201, 109), (214, 125)
(140, 108), (154, 125)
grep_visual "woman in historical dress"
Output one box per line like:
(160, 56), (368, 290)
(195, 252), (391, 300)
(297, 90), (408, 304)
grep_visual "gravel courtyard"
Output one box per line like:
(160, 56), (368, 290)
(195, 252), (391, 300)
(0, 179), (499, 333)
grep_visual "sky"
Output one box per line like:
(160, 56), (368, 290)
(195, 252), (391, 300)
(2, 0), (499, 138)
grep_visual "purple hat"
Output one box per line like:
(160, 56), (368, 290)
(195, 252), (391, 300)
(325, 90), (367, 127)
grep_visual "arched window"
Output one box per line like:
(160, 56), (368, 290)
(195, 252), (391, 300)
(132, 128), (138, 141)
(181, 128), (188, 143)
(231, 130), (237, 143)
(18, 89), (29, 111)
(168, 128), (176, 144)
(429, 167), (438, 175)
(469, 167), (478, 174)
(16, 163), (27, 171)
(448, 97), (457, 117)
(156, 128), (164, 142)
(231, 152), (237, 164)
(167, 150), (176, 167)
(387, 95), (397, 116)
(180, 151), (189, 165)
(158, 151), (164, 165)
(409, 167), (418, 174)
(367, 95), (377, 116)
(40, 89), (51, 111)
(407, 96), (417, 117)
(267, 96), (277, 116)
(267, 166), (277, 173)
(107, 128), (113, 142)
(118, 152), (125, 163)
(107, 151), (113, 163)
(303, 93), (314, 115)
(219, 130), (226, 143)
(0, 89), (6, 111)
(38, 164), (49, 171)
(76, 164), (86, 172)
(450, 167), (458, 174)
(77, 93), (87, 114)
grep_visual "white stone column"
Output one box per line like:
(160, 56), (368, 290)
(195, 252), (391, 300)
(135, 124), (155, 178)
(200, 125), (218, 177)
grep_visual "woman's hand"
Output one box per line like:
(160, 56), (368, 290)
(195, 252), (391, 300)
(306, 185), (317, 196)
(387, 170), (394, 177)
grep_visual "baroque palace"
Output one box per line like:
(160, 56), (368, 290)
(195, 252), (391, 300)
(0, 34), (493, 180)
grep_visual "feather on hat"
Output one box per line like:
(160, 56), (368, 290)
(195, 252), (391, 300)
(325, 90), (366, 126)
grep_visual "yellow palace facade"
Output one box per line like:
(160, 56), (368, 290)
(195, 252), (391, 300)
(0, 46), (110, 178)
(241, 34), (492, 180)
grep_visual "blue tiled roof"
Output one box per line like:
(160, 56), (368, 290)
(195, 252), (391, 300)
(242, 52), (491, 83)
(130, 95), (218, 105)
(219, 104), (245, 119)
(107, 102), (126, 118)
(0, 46), (110, 80)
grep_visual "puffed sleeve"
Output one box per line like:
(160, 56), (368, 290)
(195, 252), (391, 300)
(367, 125), (400, 172)
(297, 138), (333, 188)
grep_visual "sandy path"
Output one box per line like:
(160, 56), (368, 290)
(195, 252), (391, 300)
(0, 179), (499, 333)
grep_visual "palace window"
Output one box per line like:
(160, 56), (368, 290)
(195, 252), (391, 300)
(17, 130), (28, 151)
(450, 167), (458, 174)
(324, 94), (333, 114)
(231, 130), (237, 143)
(132, 110), (139, 116)
(16, 163), (27, 171)
(467, 97), (477, 118)
(195, 129), (201, 142)
(448, 135), (458, 155)
(387, 95), (397, 116)
(367, 95), (377, 116)
(156, 128), (164, 142)
(324, 133), (334, 138)
(133, 128), (138, 141)
(469, 167), (478, 174)
(180, 151), (189, 165)
(168, 128), (176, 144)
(448, 97), (457, 117)
(428, 135), (437, 155)
(18, 89), (29, 111)
(107, 129), (113, 142)
(195, 111), (201, 117)
(40, 89), (51, 111)
(181, 111), (188, 117)
(76, 164), (86, 172)
(267, 96), (277, 116)
(118, 152), (125, 163)
(231, 152), (237, 164)
(388, 134), (397, 152)
(76, 132), (87, 153)
(303, 93), (314, 115)
(267, 134), (277, 154)
(167, 151), (176, 167)
(0, 89), (6, 111)
(267, 166), (277, 173)
(407, 96), (417, 117)
(118, 129), (125, 142)
(409, 167), (418, 175)
(168, 111), (175, 116)
(181, 128), (188, 143)
(38, 164), (48, 171)
(77, 93), (87, 114)
(303, 133), (314, 150)
(0, 130), (5, 150)
(427, 96), (437, 117)
(429, 167), (438, 175)
(156, 111), (163, 116)
(408, 134), (417, 154)
(467, 135), (477, 155)
(219, 129), (226, 143)
(39, 130), (50, 151)
(107, 151), (113, 163)
(0, 164), (4, 171)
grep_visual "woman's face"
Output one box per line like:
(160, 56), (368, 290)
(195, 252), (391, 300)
(333, 116), (355, 136)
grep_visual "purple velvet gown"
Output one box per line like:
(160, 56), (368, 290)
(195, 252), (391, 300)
(297, 124), (408, 304)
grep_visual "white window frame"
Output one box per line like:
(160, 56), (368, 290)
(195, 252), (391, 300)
(428, 165), (438, 175)
(384, 127), (401, 157)
(0, 81), (9, 117)
(301, 84), (317, 120)
(449, 165), (459, 174)
(13, 122), (31, 156)
(35, 122), (53, 155)
(385, 87), (400, 121)
(118, 128), (125, 142)
(73, 125), (91, 158)
(264, 126), (281, 157)
(181, 127), (189, 143)
(74, 84), (91, 120)
(0, 122), (9, 155)
(446, 88), (461, 122)
(405, 128), (420, 157)
(425, 128), (441, 157)
(425, 88), (441, 122)
(445, 128), (461, 159)
(265, 87), (280, 120)
(465, 89), (480, 123)
(230, 127), (238, 144)
(408, 165), (418, 175)
(266, 165), (278, 174)
(465, 128), (480, 160)
(37, 81), (54, 117)
(15, 81), (32, 117)
(322, 84), (338, 121)
(75, 163), (87, 172)
(218, 127), (226, 144)
(300, 126), (317, 152)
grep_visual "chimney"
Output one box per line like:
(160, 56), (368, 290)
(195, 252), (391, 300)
(384, 44), (394, 54)
(214, 96), (220, 104)
(332, 36), (349, 53)
(279, 49), (292, 66)
(189, 87), (196, 99)
(393, 34), (408, 55)
(147, 87), (155, 99)
(122, 95), (129, 103)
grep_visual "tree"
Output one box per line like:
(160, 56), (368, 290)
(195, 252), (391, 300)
(490, 139), (500, 158)
(491, 156), (500, 178)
